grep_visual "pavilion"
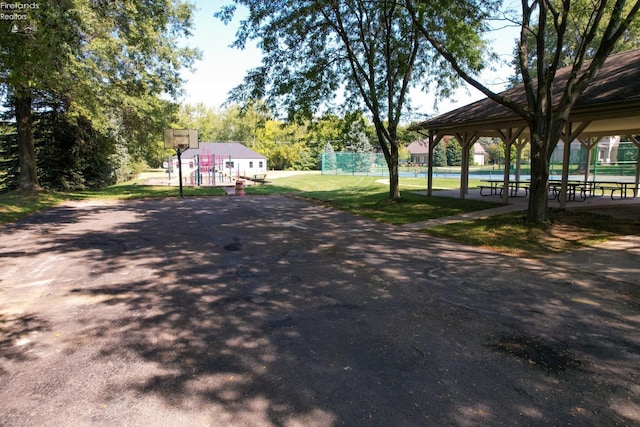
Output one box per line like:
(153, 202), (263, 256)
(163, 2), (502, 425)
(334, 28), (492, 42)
(409, 49), (640, 209)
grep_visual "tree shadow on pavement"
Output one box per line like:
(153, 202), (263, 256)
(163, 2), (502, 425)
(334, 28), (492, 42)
(1, 196), (639, 425)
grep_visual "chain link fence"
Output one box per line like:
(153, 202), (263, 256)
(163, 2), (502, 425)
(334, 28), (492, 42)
(321, 152), (388, 175)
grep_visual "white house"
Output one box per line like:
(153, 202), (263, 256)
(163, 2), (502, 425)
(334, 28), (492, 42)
(473, 143), (487, 166)
(550, 136), (624, 165)
(172, 142), (267, 179)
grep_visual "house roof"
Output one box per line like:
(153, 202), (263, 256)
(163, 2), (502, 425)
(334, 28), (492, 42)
(180, 142), (266, 159)
(408, 138), (487, 155)
(406, 140), (429, 154)
(474, 144), (486, 155)
(409, 49), (640, 138)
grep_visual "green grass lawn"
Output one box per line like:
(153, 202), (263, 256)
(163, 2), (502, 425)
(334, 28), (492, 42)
(0, 183), (225, 224)
(1, 172), (635, 258)
(0, 191), (74, 224)
(425, 209), (640, 258)
(0, 173), (493, 225)
(246, 174), (499, 224)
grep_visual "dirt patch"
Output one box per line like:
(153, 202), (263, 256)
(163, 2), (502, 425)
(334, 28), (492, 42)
(488, 335), (582, 374)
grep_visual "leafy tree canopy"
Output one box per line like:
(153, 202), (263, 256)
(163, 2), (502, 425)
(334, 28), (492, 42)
(406, 0), (640, 222)
(0, 0), (200, 190)
(216, 0), (495, 199)
(508, 0), (640, 85)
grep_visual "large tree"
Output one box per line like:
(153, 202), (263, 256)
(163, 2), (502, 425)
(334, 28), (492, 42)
(216, 0), (493, 200)
(0, 1), (80, 190)
(0, 0), (199, 191)
(406, 0), (640, 222)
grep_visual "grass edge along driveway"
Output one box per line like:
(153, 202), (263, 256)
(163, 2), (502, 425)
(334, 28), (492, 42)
(1, 173), (635, 258)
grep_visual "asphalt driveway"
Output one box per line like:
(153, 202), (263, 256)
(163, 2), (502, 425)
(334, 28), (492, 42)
(1, 195), (639, 426)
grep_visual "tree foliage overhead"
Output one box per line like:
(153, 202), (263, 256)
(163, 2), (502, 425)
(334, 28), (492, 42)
(0, 0), (200, 191)
(509, 0), (640, 84)
(216, 0), (494, 199)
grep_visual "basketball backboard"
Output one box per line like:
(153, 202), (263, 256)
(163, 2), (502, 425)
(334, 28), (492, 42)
(164, 129), (199, 150)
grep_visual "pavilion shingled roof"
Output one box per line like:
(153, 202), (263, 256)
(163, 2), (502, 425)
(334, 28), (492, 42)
(410, 49), (640, 132)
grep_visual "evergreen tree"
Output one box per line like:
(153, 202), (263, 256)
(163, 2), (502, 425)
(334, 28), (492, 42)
(446, 139), (463, 166)
(0, 1), (199, 191)
(433, 141), (448, 167)
(322, 142), (337, 173)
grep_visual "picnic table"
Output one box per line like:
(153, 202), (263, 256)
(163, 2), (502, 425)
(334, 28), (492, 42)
(548, 180), (589, 201)
(479, 180), (530, 197)
(595, 181), (636, 200)
(240, 174), (268, 184)
(549, 180), (637, 201)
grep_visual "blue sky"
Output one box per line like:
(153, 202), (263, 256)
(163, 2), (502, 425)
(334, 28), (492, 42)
(180, 2), (262, 110)
(181, 1), (519, 117)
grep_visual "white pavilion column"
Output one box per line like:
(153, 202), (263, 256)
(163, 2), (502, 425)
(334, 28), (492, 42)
(455, 131), (479, 200)
(559, 122), (590, 209)
(513, 138), (529, 182)
(427, 131), (445, 196)
(496, 127), (526, 204)
(579, 136), (603, 183)
(628, 134), (640, 197)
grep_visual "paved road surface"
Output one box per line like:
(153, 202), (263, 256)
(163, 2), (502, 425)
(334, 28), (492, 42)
(1, 196), (639, 426)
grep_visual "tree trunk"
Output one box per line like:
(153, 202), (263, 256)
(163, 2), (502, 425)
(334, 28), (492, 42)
(388, 145), (401, 200)
(527, 137), (550, 223)
(15, 87), (40, 192)
(374, 121), (401, 201)
(527, 112), (567, 223)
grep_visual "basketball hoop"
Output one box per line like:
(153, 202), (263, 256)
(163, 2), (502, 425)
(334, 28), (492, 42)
(164, 129), (199, 198)
(164, 129), (199, 153)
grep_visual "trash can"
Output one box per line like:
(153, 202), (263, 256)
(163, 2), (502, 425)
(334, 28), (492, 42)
(235, 180), (245, 196)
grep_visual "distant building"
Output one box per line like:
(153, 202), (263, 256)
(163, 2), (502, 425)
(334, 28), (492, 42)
(473, 143), (487, 166)
(550, 136), (623, 165)
(406, 140), (429, 164)
(171, 142), (267, 178)
(407, 138), (487, 166)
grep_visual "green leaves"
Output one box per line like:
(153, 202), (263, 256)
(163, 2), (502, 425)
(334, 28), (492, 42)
(1, 0), (200, 129)
(217, 0), (496, 199)
(1, 0), (201, 189)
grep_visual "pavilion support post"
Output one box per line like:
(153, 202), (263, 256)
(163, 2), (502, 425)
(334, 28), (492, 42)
(455, 132), (479, 200)
(559, 122), (591, 209)
(496, 128), (526, 204)
(628, 134), (640, 197)
(502, 141), (512, 203)
(579, 136), (602, 183)
(513, 138), (529, 182)
(559, 135), (571, 209)
(427, 131), (444, 196)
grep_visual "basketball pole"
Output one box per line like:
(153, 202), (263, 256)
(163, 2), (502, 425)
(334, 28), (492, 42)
(164, 129), (198, 199)
(176, 147), (184, 198)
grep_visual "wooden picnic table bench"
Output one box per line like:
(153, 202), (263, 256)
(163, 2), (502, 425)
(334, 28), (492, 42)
(548, 180), (637, 201)
(252, 173), (267, 183)
(479, 180), (529, 197)
(596, 181), (636, 200)
(549, 180), (594, 201)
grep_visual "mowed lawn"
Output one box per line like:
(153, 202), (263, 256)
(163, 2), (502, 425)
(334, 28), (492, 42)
(2, 171), (637, 257)
(247, 173), (500, 224)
